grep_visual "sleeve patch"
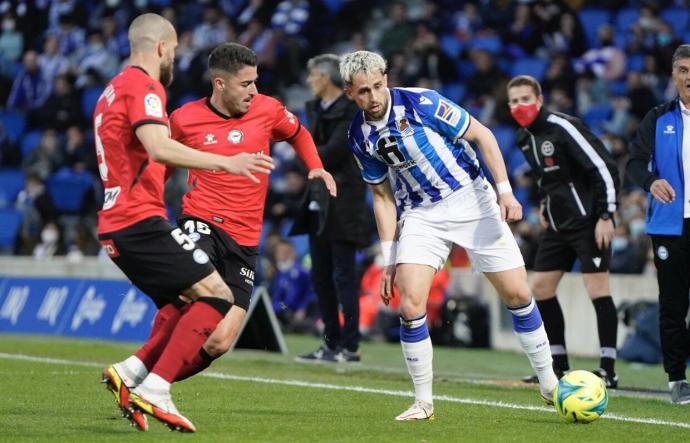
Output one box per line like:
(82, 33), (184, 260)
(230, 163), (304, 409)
(434, 99), (461, 126)
(144, 93), (163, 118)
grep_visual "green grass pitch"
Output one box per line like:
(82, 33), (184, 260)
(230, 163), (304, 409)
(0, 334), (688, 442)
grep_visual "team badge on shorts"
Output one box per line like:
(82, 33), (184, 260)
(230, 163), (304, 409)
(228, 129), (243, 144)
(193, 249), (210, 264)
(657, 246), (669, 260)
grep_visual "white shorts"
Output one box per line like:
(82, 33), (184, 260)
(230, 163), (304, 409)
(396, 177), (525, 273)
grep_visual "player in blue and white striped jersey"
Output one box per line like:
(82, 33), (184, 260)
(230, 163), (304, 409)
(340, 51), (558, 421)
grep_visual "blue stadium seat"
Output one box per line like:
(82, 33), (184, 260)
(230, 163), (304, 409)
(440, 34), (463, 59)
(491, 125), (516, 156)
(0, 110), (27, 144)
(81, 86), (103, 119)
(615, 7), (639, 33)
(440, 82), (466, 104)
(660, 7), (689, 38)
(175, 94), (200, 108)
(577, 9), (612, 48)
(0, 208), (22, 251)
(0, 168), (24, 207)
(608, 79), (628, 97)
(582, 104), (613, 131)
(290, 234), (310, 260)
(456, 60), (476, 79)
(510, 57), (548, 81)
(20, 130), (42, 158)
(627, 54), (644, 72)
(46, 168), (94, 213)
(468, 35), (503, 55)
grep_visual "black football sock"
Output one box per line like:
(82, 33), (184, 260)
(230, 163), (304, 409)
(592, 296), (617, 374)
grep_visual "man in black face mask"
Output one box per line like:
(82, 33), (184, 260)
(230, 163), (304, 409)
(507, 75), (621, 389)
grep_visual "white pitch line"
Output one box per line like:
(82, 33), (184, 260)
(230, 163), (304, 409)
(1, 352), (689, 430)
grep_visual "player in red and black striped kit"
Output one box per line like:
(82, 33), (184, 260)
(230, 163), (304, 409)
(97, 15), (274, 433)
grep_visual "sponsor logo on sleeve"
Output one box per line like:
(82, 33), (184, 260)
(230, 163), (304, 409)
(434, 99), (461, 126)
(144, 93), (163, 118)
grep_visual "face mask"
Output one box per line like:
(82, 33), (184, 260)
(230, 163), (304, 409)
(41, 227), (59, 244)
(511, 103), (539, 127)
(2, 19), (15, 32)
(276, 260), (294, 272)
(611, 236), (628, 252)
(629, 219), (646, 238)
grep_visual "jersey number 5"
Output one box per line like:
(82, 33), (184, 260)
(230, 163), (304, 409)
(376, 136), (405, 165)
(94, 113), (108, 181)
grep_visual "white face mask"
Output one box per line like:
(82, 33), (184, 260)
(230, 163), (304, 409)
(276, 259), (295, 272)
(611, 236), (629, 252)
(2, 19), (15, 32)
(105, 0), (120, 6)
(41, 227), (59, 244)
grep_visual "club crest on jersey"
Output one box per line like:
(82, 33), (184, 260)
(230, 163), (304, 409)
(203, 133), (218, 145)
(541, 140), (555, 156)
(396, 118), (414, 137)
(284, 109), (296, 125)
(434, 99), (461, 126)
(228, 129), (243, 144)
(144, 93), (163, 118)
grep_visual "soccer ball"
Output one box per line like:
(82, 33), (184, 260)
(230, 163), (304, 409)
(553, 370), (608, 423)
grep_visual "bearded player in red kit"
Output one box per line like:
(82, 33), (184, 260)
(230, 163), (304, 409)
(97, 15), (274, 433)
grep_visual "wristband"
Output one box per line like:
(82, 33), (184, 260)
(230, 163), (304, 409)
(496, 181), (512, 195)
(380, 240), (397, 266)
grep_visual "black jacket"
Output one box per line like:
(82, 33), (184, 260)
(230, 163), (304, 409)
(290, 94), (370, 246)
(515, 107), (620, 231)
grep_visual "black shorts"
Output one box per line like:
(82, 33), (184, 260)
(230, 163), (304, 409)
(99, 217), (216, 308)
(178, 215), (258, 311)
(533, 226), (611, 273)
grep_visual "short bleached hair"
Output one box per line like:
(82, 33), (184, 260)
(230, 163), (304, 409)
(339, 51), (387, 85)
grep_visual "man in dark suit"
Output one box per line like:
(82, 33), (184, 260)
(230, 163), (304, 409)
(292, 53), (370, 362)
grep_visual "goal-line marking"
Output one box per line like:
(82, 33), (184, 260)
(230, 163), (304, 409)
(1, 352), (688, 430)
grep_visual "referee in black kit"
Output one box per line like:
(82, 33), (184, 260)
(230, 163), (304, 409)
(506, 75), (620, 388)
(627, 44), (690, 405)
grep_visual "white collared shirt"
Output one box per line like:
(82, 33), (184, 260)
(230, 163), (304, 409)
(679, 100), (690, 217)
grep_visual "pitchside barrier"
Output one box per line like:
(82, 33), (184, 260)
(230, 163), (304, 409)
(0, 257), (659, 357)
(0, 257), (287, 354)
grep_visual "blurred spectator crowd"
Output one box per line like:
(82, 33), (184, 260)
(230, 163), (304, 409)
(0, 0), (687, 336)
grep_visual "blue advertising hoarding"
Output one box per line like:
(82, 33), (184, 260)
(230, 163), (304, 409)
(0, 276), (156, 341)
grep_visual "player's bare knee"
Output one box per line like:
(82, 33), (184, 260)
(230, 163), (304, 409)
(205, 336), (231, 357)
(503, 288), (531, 307)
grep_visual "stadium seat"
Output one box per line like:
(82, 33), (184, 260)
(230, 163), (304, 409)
(608, 79), (628, 97)
(175, 93), (200, 108)
(46, 168), (94, 214)
(440, 35), (463, 59)
(456, 60), (476, 79)
(0, 208), (22, 251)
(81, 87), (103, 120)
(627, 54), (644, 72)
(577, 9), (612, 49)
(582, 104), (613, 131)
(491, 125), (516, 156)
(20, 130), (42, 158)
(0, 168), (24, 207)
(510, 57), (548, 81)
(468, 35), (503, 55)
(290, 234), (310, 261)
(615, 7), (639, 33)
(660, 8), (689, 39)
(0, 110), (27, 144)
(440, 82), (466, 104)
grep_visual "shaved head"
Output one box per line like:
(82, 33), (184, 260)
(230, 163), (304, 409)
(128, 13), (176, 53)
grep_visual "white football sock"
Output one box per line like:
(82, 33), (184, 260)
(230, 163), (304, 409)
(121, 355), (148, 386)
(137, 372), (171, 394)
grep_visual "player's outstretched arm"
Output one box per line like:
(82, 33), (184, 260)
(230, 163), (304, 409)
(370, 180), (398, 305)
(463, 117), (522, 223)
(136, 123), (274, 182)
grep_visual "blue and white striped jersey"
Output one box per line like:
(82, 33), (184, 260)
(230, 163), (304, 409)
(348, 87), (483, 211)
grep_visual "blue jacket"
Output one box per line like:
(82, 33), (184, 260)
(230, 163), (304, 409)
(627, 98), (686, 236)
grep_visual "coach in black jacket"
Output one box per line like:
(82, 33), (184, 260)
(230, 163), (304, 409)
(506, 75), (620, 387)
(291, 54), (369, 362)
(627, 44), (690, 404)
